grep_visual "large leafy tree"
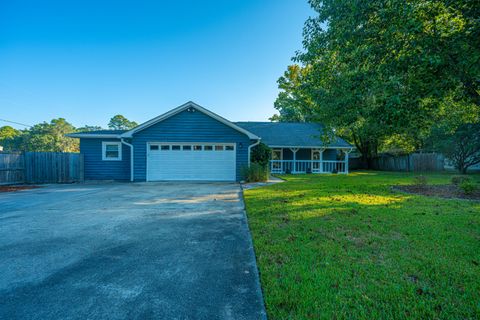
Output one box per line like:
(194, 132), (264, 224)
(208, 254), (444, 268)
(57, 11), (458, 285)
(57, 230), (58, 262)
(0, 126), (21, 151)
(271, 65), (315, 122)
(108, 115), (138, 130)
(20, 118), (78, 152)
(430, 123), (480, 174)
(274, 0), (480, 165)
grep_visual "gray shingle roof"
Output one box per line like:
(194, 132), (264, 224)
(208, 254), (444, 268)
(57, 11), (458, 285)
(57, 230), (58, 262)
(234, 122), (352, 148)
(74, 130), (127, 135)
(71, 123), (352, 148)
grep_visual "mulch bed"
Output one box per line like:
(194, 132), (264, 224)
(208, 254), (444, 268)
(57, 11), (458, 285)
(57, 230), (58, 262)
(393, 184), (480, 201)
(0, 185), (41, 193)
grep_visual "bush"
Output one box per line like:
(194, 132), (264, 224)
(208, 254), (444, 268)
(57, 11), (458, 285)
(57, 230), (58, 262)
(413, 175), (428, 188)
(459, 180), (477, 195)
(251, 142), (271, 168)
(451, 175), (471, 185)
(241, 163), (269, 182)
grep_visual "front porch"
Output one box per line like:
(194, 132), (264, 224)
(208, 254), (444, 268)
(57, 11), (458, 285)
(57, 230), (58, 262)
(269, 147), (350, 174)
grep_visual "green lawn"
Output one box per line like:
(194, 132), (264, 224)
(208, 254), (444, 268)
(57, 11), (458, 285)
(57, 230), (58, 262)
(243, 171), (480, 319)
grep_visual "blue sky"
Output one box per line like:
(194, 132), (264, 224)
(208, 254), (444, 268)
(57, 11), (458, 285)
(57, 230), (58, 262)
(0, 0), (313, 129)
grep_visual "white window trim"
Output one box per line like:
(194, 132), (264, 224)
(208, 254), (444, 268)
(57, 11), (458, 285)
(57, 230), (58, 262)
(102, 141), (122, 161)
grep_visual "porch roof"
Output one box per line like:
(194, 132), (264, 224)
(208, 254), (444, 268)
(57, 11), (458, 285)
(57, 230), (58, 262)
(234, 122), (352, 148)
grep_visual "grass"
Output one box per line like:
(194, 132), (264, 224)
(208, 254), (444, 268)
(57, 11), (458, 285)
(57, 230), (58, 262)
(243, 171), (480, 319)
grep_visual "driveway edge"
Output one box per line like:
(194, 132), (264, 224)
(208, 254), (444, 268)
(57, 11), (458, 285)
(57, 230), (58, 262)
(238, 184), (268, 320)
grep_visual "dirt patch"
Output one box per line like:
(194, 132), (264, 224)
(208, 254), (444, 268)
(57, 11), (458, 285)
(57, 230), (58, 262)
(393, 184), (480, 201)
(0, 185), (40, 193)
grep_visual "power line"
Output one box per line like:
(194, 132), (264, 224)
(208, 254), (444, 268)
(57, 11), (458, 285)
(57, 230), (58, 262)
(0, 118), (32, 128)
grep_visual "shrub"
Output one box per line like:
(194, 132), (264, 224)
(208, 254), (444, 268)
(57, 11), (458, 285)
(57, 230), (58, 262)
(451, 175), (471, 185)
(251, 142), (271, 168)
(241, 163), (269, 182)
(459, 180), (477, 195)
(413, 175), (428, 188)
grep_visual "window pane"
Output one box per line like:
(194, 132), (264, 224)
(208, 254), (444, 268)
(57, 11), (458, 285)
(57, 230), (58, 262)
(161, 145), (170, 150)
(106, 144), (118, 152)
(183, 145), (192, 150)
(150, 145), (159, 150)
(104, 143), (120, 159)
(215, 145), (224, 151)
(225, 145), (234, 151)
(204, 145), (213, 151)
(172, 145), (181, 150)
(194, 145), (202, 151)
(106, 151), (119, 158)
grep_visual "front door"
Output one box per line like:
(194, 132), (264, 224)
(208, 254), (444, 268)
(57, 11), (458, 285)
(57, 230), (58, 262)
(271, 149), (283, 173)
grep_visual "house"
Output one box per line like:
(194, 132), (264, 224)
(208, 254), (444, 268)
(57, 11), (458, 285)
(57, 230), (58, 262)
(67, 101), (353, 182)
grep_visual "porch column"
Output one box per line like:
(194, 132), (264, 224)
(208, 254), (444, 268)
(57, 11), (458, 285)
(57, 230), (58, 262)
(344, 148), (352, 174)
(290, 148), (299, 173)
(319, 148), (325, 173)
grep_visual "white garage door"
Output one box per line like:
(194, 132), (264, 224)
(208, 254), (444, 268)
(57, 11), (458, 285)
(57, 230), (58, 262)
(146, 143), (236, 181)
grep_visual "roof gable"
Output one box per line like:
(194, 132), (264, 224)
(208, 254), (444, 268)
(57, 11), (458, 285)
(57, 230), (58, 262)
(121, 101), (259, 139)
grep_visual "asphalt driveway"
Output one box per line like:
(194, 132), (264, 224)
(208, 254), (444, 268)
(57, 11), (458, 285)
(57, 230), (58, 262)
(0, 182), (266, 320)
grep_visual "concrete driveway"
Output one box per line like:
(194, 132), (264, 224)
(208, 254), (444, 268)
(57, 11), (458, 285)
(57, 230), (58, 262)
(0, 182), (266, 320)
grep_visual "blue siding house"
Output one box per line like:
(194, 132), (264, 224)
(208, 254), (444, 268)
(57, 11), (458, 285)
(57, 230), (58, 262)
(68, 102), (352, 181)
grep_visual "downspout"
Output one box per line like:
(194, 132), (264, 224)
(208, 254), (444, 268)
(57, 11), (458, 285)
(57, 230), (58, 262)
(121, 138), (134, 182)
(247, 139), (261, 167)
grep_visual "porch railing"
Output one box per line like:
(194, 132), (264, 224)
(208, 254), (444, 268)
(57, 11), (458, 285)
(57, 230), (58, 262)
(270, 160), (348, 174)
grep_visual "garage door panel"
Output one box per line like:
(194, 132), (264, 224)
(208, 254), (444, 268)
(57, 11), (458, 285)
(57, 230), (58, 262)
(147, 143), (236, 181)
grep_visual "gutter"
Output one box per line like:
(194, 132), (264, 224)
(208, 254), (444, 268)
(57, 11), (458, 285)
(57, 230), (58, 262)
(121, 138), (134, 182)
(247, 139), (261, 167)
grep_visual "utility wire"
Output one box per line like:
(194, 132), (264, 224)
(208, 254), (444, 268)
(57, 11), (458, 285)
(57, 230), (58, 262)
(0, 118), (32, 128)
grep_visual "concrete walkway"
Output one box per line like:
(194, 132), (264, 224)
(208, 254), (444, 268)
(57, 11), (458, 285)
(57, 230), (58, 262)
(0, 182), (266, 320)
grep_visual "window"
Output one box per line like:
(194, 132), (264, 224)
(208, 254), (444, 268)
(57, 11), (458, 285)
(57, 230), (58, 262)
(102, 142), (122, 161)
(225, 145), (234, 151)
(193, 145), (203, 151)
(172, 145), (181, 150)
(150, 145), (159, 151)
(161, 145), (170, 150)
(272, 149), (282, 160)
(204, 145), (213, 151)
(215, 145), (224, 151)
(183, 145), (192, 150)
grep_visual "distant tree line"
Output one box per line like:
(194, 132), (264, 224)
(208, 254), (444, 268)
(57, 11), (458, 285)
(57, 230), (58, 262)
(273, 0), (480, 173)
(0, 115), (137, 152)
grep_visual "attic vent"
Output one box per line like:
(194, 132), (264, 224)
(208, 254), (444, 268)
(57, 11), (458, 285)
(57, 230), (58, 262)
(187, 107), (196, 113)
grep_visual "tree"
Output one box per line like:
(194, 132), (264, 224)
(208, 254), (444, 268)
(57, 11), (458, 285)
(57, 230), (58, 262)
(76, 125), (103, 132)
(271, 65), (315, 122)
(0, 126), (21, 151)
(108, 115), (138, 130)
(274, 0), (480, 165)
(431, 123), (480, 174)
(21, 118), (78, 152)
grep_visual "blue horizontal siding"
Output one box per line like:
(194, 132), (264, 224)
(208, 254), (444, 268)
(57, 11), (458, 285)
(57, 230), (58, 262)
(80, 138), (130, 180)
(132, 109), (251, 181)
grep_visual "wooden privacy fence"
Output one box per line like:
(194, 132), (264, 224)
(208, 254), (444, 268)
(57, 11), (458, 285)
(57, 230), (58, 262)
(0, 152), (25, 185)
(0, 152), (84, 185)
(369, 153), (445, 172)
